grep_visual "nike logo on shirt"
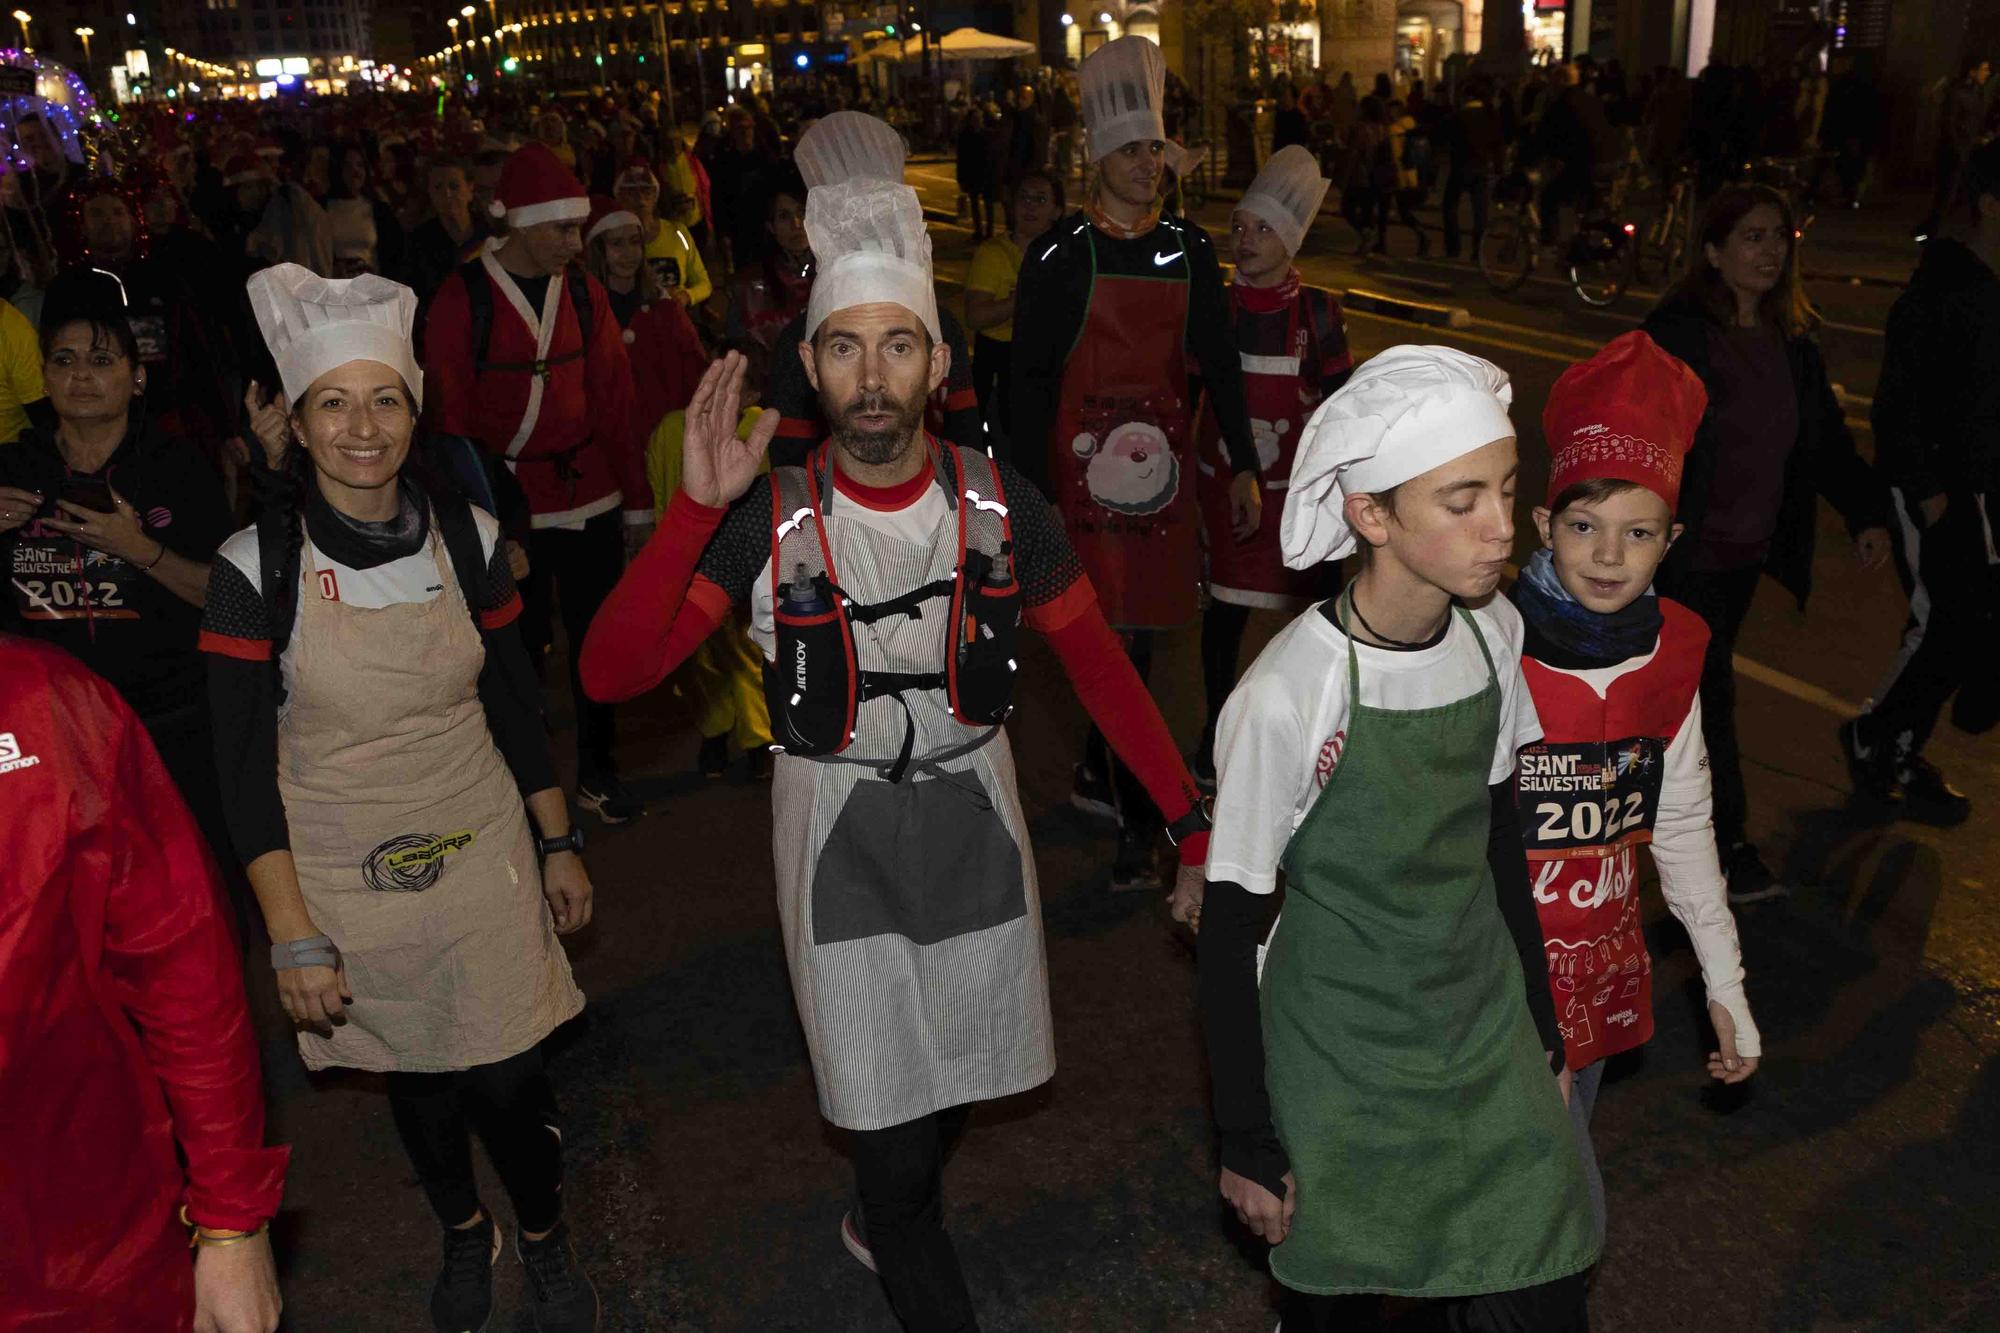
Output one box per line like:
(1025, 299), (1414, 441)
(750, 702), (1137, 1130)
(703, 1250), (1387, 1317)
(1153, 251), (1180, 267)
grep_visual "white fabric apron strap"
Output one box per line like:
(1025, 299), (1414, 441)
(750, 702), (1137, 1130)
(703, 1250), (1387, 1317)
(480, 246), (566, 460)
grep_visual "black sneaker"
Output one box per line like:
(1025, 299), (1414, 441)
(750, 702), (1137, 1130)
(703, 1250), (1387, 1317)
(1896, 757), (1972, 827)
(1724, 842), (1789, 906)
(517, 1222), (599, 1333)
(430, 1213), (499, 1333)
(1110, 824), (1161, 892)
(1069, 763), (1118, 822)
(1837, 717), (1900, 804)
(698, 734), (730, 779)
(576, 775), (643, 825)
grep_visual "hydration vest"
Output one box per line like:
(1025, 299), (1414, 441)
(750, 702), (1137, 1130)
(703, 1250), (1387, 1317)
(764, 440), (1022, 782)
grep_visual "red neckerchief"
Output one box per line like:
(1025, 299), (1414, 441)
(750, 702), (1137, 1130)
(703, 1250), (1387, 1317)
(1086, 194), (1162, 241)
(1234, 268), (1301, 314)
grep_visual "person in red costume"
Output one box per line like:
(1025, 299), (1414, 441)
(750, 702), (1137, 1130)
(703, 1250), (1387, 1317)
(580, 193), (709, 438)
(0, 632), (288, 1333)
(1513, 331), (1762, 1245)
(424, 141), (656, 824)
(580, 178), (1210, 1333)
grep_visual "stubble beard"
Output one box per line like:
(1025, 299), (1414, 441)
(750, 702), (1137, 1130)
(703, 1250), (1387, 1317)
(831, 390), (926, 466)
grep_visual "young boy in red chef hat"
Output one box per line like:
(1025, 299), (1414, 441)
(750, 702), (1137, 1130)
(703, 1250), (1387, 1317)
(1512, 330), (1763, 1243)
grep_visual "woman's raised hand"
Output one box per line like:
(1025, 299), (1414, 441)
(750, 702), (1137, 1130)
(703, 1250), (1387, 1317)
(678, 352), (778, 510)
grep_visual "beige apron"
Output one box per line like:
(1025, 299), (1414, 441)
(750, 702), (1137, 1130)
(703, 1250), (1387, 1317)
(278, 529), (583, 1073)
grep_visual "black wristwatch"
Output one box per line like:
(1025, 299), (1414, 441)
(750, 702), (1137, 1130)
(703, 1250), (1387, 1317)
(1165, 796), (1214, 847)
(536, 828), (586, 858)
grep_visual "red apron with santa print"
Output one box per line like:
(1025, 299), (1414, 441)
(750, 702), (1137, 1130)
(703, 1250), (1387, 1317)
(1048, 227), (1200, 630)
(1197, 281), (1327, 608)
(1514, 600), (1708, 1070)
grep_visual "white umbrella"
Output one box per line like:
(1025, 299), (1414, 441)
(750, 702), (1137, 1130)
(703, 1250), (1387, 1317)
(929, 27), (1036, 60)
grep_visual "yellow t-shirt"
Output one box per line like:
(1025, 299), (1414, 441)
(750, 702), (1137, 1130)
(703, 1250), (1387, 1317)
(643, 220), (713, 308)
(964, 234), (1023, 343)
(648, 405), (769, 520)
(0, 299), (45, 444)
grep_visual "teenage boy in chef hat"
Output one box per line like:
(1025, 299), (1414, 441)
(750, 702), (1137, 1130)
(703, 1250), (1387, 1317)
(1193, 344), (1599, 1331)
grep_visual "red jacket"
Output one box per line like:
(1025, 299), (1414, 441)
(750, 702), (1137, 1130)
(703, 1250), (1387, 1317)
(0, 635), (288, 1331)
(424, 249), (655, 529)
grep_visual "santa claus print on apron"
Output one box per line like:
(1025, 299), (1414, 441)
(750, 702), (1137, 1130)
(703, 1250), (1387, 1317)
(1049, 227), (1201, 630)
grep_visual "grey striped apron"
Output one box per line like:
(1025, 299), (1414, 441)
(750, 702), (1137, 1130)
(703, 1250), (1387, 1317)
(769, 485), (1053, 1132)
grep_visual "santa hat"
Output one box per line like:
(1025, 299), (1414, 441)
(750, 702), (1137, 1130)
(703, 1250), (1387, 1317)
(585, 194), (641, 246)
(1542, 331), (1706, 510)
(1237, 144), (1329, 257)
(795, 111), (906, 189)
(1080, 35), (1165, 162)
(491, 142), (590, 228)
(247, 264), (424, 412)
(805, 179), (939, 344)
(613, 157), (659, 191)
(224, 153), (270, 187)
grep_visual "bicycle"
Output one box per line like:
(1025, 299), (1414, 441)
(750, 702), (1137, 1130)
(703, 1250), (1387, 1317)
(1638, 159), (1697, 285)
(1479, 161), (1638, 307)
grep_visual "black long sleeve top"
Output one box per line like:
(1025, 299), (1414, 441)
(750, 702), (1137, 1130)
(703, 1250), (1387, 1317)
(1007, 209), (1259, 497)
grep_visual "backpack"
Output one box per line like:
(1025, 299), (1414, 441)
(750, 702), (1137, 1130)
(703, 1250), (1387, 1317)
(459, 257), (594, 378)
(764, 441), (1021, 783)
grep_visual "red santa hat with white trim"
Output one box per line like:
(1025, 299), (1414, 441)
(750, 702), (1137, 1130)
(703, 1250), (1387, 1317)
(585, 194), (640, 246)
(490, 142), (590, 229)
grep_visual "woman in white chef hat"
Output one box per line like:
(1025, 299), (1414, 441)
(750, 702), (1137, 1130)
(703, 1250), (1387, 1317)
(1193, 345), (1600, 1330)
(199, 264), (601, 1333)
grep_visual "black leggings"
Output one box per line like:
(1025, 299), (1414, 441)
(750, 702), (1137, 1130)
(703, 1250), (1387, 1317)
(386, 1044), (564, 1235)
(1199, 601), (1253, 762)
(850, 1105), (977, 1332)
(521, 509), (625, 782)
(1280, 1269), (1590, 1332)
(1083, 629), (1157, 831)
(1655, 561), (1762, 850)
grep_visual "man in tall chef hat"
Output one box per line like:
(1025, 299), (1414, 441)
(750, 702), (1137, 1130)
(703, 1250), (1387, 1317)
(1009, 34), (1262, 890)
(579, 177), (1217, 1331)
(758, 110), (983, 466)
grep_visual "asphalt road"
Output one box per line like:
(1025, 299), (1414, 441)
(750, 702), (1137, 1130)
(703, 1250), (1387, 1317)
(257, 178), (2000, 1331)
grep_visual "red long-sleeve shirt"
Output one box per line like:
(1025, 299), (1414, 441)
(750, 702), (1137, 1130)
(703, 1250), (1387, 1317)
(580, 458), (1208, 864)
(0, 634), (288, 1331)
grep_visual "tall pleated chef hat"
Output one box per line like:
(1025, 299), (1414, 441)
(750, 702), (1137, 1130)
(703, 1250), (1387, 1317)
(490, 141), (589, 228)
(804, 179), (940, 344)
(1080, 35), (1165, 163)
(1237, 144), (1330, 256)
(795, 111), (907, 190)
(247, 263), (424, 412)
(1281, 345), (1514, 568)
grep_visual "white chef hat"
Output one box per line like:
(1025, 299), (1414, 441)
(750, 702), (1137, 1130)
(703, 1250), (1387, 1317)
(795, 111), (907, 189)
(1237, 144), (1330, 256)
(804, 179), (940, 344)
(247, 263), (424, 412)
(1080, 35), (1165, 163)
(1281, 345), (1514, 568)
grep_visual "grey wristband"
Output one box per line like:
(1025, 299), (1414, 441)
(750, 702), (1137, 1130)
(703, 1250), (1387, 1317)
(271, 934), (338, 971)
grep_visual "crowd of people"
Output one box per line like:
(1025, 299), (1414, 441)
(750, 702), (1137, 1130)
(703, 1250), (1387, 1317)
(5, 26), (1998, 1333)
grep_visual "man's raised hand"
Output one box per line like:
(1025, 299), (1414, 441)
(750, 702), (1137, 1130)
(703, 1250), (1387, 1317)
(679, 352), (779, 510)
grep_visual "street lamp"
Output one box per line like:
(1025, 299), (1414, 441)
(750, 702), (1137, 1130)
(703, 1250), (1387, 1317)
(73, 23), (91, 72)
(11, 10), (30, 49)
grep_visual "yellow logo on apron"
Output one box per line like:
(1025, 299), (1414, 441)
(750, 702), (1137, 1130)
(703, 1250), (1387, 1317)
(364, 831), (478, 893)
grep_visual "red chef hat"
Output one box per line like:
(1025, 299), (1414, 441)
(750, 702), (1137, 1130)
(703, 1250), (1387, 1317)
(584, 193), (640, 245)
(491, 141), (589, 228)
(1542, 331), (1707, 509)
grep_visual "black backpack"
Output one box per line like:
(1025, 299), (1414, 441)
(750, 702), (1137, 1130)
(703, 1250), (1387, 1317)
(458, 257), (594, 377)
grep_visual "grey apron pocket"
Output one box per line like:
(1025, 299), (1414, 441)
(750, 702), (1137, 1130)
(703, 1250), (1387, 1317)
(811, 775), (1026, 946)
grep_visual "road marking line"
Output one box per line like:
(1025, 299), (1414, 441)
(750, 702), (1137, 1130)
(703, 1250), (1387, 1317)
(1343, 307), (1579, 363)
(1733, 654), (1861, 719)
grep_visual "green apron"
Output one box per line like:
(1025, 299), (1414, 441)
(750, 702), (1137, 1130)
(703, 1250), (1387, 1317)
(1263, 592), (1599, 1297)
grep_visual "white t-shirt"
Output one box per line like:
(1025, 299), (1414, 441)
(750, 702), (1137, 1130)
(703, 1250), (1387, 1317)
(743, 483), (950, 660)
(1207, 594), (1544, 895)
